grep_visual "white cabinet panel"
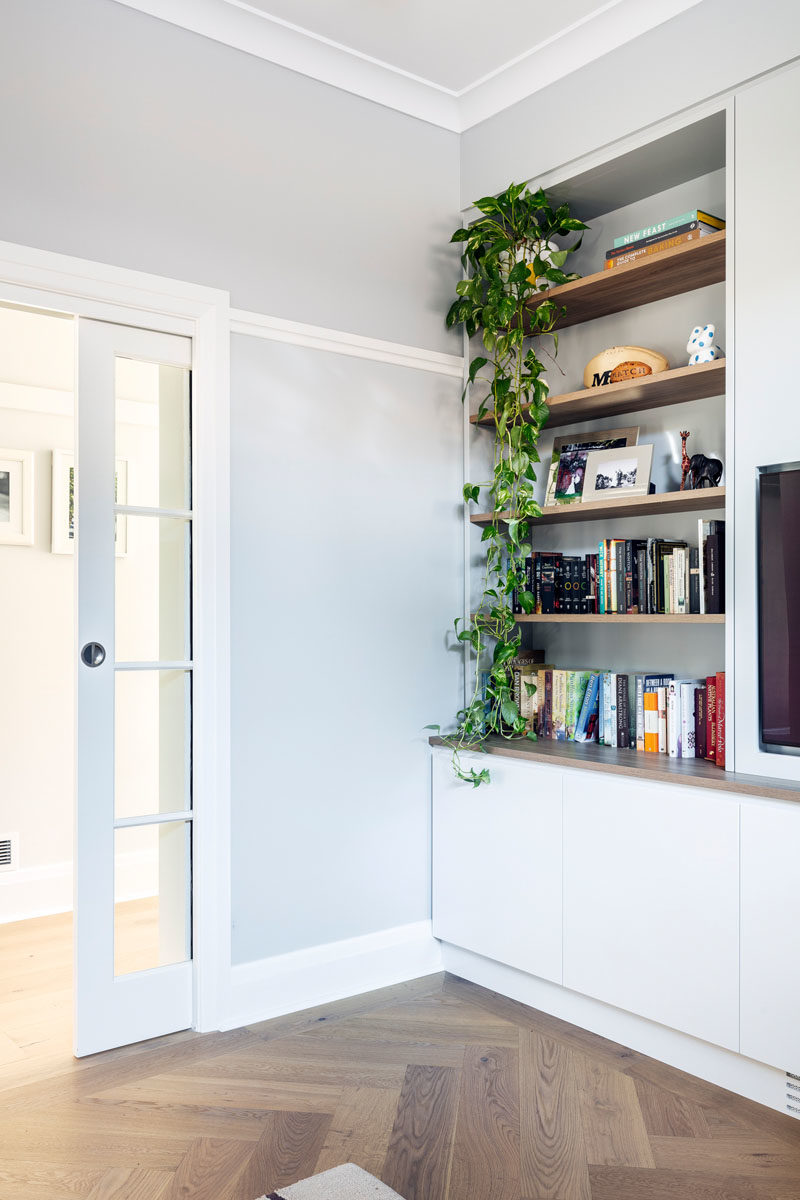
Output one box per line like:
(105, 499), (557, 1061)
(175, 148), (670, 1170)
(432, 749), (562, 984)
(563, 772), (739, 1049)
(741, 800), (800, 1070)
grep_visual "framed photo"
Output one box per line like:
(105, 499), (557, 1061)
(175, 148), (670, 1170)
(0, 448), (34, 546)
(583, 443), (654, 500)
(544, 427), (639, 507)
(52, 451), (128, 555)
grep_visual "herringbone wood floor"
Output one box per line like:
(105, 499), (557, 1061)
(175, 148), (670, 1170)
(2, 925), (800, 1198)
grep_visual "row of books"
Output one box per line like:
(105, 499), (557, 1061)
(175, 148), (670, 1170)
(603, 208), (725, 271)
(511, 521), (725, 615)
(498, 660), (726, 765)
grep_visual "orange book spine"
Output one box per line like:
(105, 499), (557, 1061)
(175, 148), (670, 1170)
(643, 691), (659, 753)
(604, 230), (698, 269)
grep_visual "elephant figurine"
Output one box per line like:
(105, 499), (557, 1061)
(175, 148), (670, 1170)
(689, 453), (723, 489)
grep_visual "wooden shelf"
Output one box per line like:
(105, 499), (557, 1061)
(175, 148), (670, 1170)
(512, 613), (724, 624)
(472, 360), (726, 430)
(525, 229), (726, 329)
(429, 735), (800, 804)
(470, 485), (725, 527)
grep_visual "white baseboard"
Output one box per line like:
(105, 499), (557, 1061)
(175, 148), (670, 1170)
(0, 850), (159, 924)
(442, 943), (790, 1118)
(222, 920), (443, 1031)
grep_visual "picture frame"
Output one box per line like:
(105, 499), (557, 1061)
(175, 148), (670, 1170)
(544, 427), (639, 507)
(0, 448), (35, 546)
(51, 450), (129, 556)
(583, 442), (654, 501)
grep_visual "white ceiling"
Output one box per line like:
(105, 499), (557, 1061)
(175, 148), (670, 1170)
(113, 0), (704, 131)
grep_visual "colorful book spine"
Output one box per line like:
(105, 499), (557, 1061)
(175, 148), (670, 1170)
(643, 691), (659, 752)
(680, 680), (703, 758)
(552, 669), (568, 741)
(667, 680), (682, 756)
(716, 670), (726, 768)
(605, 230), (701, 269)
(613, 209), (725, 248)
(575, 674), (600, 743)
(694, 683), (707, 759)
(705, 675), (717, 760)
(565, 671), (591, 740)
(616, 674), (630, 749)
(635, 675), (645, 751)
(657, 686), (668, 753)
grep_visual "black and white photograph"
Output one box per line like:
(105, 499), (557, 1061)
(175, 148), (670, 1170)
(0, 449), (34, 546)
(545, 426), (639, 506)
(583, 443), (654, 501)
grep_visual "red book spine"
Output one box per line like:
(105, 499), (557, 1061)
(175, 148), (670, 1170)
(705, 675), (717, 761)
(716, 670), (726, 768)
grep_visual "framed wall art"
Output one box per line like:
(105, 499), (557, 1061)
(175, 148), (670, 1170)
(0, 448), (34, 546)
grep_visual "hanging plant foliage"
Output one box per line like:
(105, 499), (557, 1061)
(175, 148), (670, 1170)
(429, 182), (588, 785)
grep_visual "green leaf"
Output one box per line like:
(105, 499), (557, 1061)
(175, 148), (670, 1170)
(549, 249), (569, 268)
(468, 355), (488, 383)
(462, 482), (481, 504)
(423, 723), (441, 731)
(475, 195), (501, 214)
(501, 698), (519, 724)
(450, 227), (471, 242)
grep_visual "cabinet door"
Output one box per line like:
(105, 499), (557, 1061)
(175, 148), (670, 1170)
(741, 800), (800, 1070)
(432, 749), (562, 984)
(563, 772), (739, 1050)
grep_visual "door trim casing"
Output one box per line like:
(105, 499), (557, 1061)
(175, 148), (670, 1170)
(0, 239), (231, 1036)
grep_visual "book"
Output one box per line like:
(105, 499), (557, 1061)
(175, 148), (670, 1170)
(706, 674), (717, 761)
(565, 670), (592, 739)
(706, 522), (726, 613)
(689, 546), (700, 613)
(604, 230), (705, 269)
(674, 546), (687, 614)
(575, 673), (600, 742)
(694, 683), (707, 759)
(643, 691), (659, 752)
(657, 686), (668, 753)
(667, 679), (684, 756)
(716, 670), (726, 768)
(635, 674), (646, 751)
(603, 672), (616, 746)
(680, 679), (704, 757)
(605, 219), (702, 259)
(616, 673), (630, 749)
(613, 209), (725, 248)
(543, 669), (554, 739)
(552, 669), (568, 741)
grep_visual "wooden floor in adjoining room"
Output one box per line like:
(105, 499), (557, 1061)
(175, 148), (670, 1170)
(1, 931), (800, 1199)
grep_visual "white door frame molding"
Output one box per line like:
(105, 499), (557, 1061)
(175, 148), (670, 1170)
(0, 239), (231, 1035)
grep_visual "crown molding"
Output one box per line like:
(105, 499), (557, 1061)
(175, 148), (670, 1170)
(111, 0), (703, 133)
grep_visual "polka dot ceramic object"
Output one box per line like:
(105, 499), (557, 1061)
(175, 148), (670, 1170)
(687, 324), (724, 365)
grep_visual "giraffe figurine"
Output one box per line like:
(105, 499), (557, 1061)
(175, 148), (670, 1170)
(680, 430), (691, 491)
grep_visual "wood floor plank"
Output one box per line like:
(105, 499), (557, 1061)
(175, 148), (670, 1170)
(650, 1133), (800, 1181)
(245, 1032), (465, 1070)
(85, 1167), (173, 1200)
(244, 974), (445, 1040)
(0, 1163), (105, 1200)
(227, 1111), (333, 1200)
(448, 1045), (520, 1200)
(573, 1051), (655, 1168)
(519, 1031), (591, 1200)
(314, 1086), (399, 1176)
(588, 1165), (799, 1200)
(89, 1072), (342, 1114)
(311, 1013), (518, 1049)
(633, 1076), (712, 1138)
(160, 1136), (255, 1200)
(381, 1065), (460, 1200)
(168, 1049), (407, 1092)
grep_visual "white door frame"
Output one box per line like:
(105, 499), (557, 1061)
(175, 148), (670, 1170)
(0, 238), (231, 1035)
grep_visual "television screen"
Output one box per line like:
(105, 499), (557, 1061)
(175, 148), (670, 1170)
(759, 463), (800, 754)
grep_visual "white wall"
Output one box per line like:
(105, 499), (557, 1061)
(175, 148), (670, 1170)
(460, 0), (800, 209)
(0, 0), (460, 355)
(230, 336), (462, 963)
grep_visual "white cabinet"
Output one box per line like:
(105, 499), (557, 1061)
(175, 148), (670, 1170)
(562, 771), (740, 1049)
(432, 749), (563, 984)
(741, 800), (800, 1071)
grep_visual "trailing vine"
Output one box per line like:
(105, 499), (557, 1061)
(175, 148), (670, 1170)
(429, 183), (588, 785)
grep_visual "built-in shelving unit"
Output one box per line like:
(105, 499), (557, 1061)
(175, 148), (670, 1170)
(471, 359), (725, 430)
(512, 612), (724, 624)
(471, 485), (725, 527)
(525, 230), (726, 329)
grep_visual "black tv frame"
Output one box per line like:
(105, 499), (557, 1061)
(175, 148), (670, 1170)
(757, 460), (800, 757)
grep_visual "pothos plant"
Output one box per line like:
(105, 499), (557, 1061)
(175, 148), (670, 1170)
(429, 182), (588, 786)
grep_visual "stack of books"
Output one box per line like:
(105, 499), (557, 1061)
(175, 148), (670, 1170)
(604, 208), (725, 270)
(487, 665), (726, 766)
(511, 521), (725, 615)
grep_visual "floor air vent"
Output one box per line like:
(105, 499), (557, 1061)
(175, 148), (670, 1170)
(786, 1072), (800, 1117)
(0, 834), (18, 872)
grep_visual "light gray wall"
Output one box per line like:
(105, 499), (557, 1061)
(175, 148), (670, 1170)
(0, 0), (460, 352)
(461, 0), (800, 208)
(230, 337), (462, 963)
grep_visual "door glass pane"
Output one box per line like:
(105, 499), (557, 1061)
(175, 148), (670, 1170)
(115, 671), (191, 818)
(115, 516), (190, 661)
(115, 358), (190, 510)
(114, 821), (191, 976)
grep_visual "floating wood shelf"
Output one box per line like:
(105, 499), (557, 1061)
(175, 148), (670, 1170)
(470, 485), (725, 527)
(525, 230), (726, 330)
(428, 735), (800, 804)
(471, 360), (726, 430)
(511, 613), (725, 624)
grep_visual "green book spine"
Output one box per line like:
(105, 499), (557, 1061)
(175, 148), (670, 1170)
(614, 209), (707, 248)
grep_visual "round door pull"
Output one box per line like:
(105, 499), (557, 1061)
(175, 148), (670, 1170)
(81, 642), (106, 668)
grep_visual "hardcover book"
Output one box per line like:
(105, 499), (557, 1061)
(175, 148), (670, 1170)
(643, 691), (659, 752)
(575, 673), (600, 743)
(612, 209), (725, 248)
(679, 679), (704, 758)
(716, 670), (726, 768)
(706, 674), (717, 761)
